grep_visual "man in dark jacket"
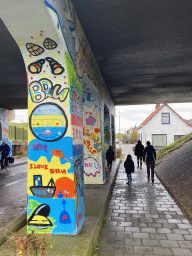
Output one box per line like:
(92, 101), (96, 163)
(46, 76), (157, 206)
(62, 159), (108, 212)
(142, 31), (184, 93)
(135, 140), (144, 169)
(106, 146), (114, 170)
(0, 141), (10, 170)
(144, 141), (156, 183)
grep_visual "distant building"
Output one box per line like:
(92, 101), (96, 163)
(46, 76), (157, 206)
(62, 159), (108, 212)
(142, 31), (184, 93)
(137, 104), (192, 150)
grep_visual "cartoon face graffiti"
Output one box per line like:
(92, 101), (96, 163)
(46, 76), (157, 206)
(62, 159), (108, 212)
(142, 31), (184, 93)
(29, 103), (68, 142)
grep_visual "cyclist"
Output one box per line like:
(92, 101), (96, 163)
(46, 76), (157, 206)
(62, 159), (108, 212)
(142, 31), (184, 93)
(0, 141), (10, 170)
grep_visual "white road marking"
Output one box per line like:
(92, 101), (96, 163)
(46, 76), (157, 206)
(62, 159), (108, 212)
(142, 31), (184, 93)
(5, 178), (27, 187)
(5, 181), (18, 187)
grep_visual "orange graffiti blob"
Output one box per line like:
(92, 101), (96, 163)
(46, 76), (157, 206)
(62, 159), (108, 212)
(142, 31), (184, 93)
(55, 177), (75, 198)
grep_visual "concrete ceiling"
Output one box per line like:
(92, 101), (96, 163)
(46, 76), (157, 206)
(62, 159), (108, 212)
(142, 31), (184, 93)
(1, 0), (192, 109)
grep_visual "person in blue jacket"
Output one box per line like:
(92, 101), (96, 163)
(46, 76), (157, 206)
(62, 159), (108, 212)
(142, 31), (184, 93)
(0, 141), (10, 170)
(144, 141), (156, 183)
(124, 154), (135, 185)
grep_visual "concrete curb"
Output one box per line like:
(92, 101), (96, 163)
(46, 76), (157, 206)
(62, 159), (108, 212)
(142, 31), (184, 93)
(0, 212), (27, 246)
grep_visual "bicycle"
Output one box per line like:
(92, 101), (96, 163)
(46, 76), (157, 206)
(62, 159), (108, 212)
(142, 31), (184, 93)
(1, 157), (14, 172)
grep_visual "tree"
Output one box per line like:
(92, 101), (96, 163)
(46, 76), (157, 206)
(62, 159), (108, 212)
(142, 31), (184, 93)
(130, 126), (138, 144)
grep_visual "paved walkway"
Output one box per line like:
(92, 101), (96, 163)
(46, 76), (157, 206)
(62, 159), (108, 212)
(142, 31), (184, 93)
(94, 147), (192, 256)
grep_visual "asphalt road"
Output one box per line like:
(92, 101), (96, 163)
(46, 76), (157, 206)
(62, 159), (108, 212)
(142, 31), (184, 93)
(0, 163), (27, 228)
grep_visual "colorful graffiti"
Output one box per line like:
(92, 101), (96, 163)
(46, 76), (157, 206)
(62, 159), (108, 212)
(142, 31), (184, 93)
(29, 103), (68, 142)
(83, 75), (104, 184)
(7, 0), (114, 235)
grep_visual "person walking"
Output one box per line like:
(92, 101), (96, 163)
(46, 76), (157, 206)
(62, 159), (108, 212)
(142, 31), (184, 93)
(124, 154), (135, 185)
(144, 141), (156, 183)
(135, 140), (144, 169)
(106, 146), (114, 170)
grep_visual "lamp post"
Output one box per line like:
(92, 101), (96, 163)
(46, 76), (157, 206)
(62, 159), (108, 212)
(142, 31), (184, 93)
(116, 109), (121, 148)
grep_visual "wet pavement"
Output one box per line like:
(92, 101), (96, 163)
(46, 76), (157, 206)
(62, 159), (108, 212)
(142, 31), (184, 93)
(0, 157), (27, 228)
(94, 145), (192, 256)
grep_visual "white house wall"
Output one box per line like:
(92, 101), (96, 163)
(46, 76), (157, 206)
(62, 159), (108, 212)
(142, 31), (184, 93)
(138, 105), (192, 147)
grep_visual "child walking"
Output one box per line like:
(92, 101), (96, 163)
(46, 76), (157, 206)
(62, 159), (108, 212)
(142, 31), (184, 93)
(124, 154), (135, 185)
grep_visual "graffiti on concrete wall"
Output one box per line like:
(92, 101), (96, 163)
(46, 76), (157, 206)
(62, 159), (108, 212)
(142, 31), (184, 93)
(83, 74), (104, 184)
(14, 0), (111, 234)
(18, 20), (80, 233)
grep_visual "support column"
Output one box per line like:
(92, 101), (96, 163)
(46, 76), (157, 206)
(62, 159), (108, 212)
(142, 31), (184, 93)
(1, 0), (85, 235)
(83, 74), (104, 184)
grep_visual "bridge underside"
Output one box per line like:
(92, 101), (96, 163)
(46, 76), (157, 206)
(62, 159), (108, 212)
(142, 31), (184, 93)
(0, 0), (192, 109)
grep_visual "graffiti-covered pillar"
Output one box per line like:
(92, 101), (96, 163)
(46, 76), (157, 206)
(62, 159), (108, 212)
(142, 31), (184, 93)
(83, 75), (104, 184)
(0, 0), (85, 235)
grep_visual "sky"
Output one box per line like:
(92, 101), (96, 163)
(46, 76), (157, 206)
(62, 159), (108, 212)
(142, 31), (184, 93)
(12, 102), (192, 134)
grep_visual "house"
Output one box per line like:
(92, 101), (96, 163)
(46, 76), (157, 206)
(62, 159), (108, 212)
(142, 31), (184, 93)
(137, 104), (192, 150)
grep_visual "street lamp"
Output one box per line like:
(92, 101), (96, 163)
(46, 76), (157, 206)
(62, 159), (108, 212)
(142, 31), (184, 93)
(116, 109), (121, 148)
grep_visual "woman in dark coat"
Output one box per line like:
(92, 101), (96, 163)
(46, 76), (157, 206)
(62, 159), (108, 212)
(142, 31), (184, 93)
(106, 146), (114, 170)
(124, 154), (135, 185)
(135, 140), (144, 169)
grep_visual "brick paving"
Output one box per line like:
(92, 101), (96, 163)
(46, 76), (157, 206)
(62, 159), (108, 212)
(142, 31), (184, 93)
(94, 145), (192, 256)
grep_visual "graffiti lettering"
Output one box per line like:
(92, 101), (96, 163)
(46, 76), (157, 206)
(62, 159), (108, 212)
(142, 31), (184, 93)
(29, 78), (69, 103)
(29, 164), (48, 170)
(83, 127), (101, 153)
(49, 169), (66, 174)
(84, 157), (101, 177)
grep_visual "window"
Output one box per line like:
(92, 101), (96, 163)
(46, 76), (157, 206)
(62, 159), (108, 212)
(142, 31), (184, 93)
(174, 135), (183, 142)
(152, 134), (167, 149)
(162, 113), (170, 124)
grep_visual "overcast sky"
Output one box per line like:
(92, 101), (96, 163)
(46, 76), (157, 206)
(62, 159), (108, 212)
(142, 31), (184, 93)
(13, 102), (192, 134)
(116, 102), (192, 133)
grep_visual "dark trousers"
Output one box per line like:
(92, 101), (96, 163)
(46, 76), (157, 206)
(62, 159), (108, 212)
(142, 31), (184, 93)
(146, 161), (155, 180)
(107, 160), (112, 170)
(1, 155), (8, 169)
(137, 156), (142, 167)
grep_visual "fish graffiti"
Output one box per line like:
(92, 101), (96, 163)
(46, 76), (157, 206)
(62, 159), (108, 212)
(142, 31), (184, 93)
(51, 149), (72, 162)
(31, 143), (48, 152)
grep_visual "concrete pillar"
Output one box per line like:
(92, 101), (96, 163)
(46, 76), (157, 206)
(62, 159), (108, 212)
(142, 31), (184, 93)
(83, 74), (105, 184)
(1, 0), (85, 235)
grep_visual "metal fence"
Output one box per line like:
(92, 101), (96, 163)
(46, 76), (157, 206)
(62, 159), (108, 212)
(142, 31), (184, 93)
(8, 126), (28, 141)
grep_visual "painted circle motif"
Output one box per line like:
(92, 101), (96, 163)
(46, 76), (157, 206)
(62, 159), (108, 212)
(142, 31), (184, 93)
(29, 103), (68, 142)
